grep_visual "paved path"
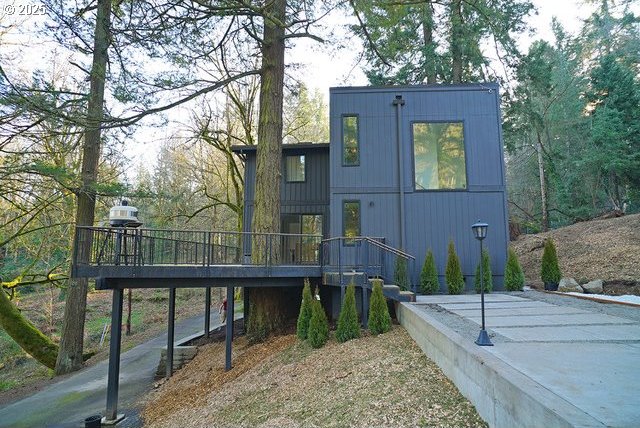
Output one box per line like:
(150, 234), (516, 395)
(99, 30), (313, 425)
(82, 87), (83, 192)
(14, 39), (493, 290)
(0, 313), (222, 428)
(410, 293), (640, 427)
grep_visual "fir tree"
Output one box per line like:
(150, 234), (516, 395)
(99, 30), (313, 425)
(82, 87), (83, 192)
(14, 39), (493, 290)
(541, 239), (561, 284)
(420, 249), (440, 294)
(394, 257), (410, 291)
(474, 248), (493, 293)
(504, 248), (525, 291)
(336, 282), (360, 343)
(445, 240), (465, 294)
(296, 278), (313, 340)
(368, 279), (391, 335)
(307, 298), (329, 348)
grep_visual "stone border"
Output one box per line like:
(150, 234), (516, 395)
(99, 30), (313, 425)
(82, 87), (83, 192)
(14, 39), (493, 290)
(397, 302), (605, 428)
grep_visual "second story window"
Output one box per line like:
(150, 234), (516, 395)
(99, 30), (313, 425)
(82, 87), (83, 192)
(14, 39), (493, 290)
(286, 155), (305, 182)
(413, 122), (467, 190)
(342, 115), (359, 166)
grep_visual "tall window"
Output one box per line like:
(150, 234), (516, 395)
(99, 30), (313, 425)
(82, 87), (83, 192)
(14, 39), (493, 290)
(413, 122), (467, 190)
(342, 115), (359, 166)
(342, 200), (360, 245)
(286, 155), (305, 182)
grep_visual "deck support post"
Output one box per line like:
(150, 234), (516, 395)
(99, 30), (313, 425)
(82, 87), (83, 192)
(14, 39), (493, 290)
(225, 286), (234, 371)
(205, 286), (211, 337)
(166, 287), (175, 379)
(105, 288), (124, 423)
(243, 287), (250, 334)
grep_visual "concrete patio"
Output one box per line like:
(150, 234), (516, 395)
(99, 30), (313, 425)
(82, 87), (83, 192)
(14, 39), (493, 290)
(398, 292), (640, 428)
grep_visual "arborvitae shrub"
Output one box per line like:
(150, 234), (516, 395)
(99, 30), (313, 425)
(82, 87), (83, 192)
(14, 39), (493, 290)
(307, 298), (329, 348)
(336, 282), (360, 343)
(541, 239), (561, 284)
(504, 248), (525, 291)
(296, 279), (313, 340)
(394, 257), (410, 291)
(474, 248), (493, 293)
(445, 240), (465, 295)
(420, 249), (440, 295)
(368, 279), (391, 335)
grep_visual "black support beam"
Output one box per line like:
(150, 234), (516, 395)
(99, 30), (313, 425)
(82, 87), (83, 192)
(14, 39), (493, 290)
(225, 286), (234, 371)
(105, 288), (124, 422)
(166, 287), (175, 379)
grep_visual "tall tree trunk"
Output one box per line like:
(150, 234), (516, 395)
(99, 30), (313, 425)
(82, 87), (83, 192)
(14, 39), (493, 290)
(450, 0), (463, 83)
(56, 0), (111, 375)
(421, 2), (437, 84)
(248, 0), (287, 342)
(536, 131), (549, 232)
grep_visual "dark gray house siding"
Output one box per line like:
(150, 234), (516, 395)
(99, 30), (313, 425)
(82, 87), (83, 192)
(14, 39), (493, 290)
(234, 144), (331, 240)
(329, 84), (509, 290)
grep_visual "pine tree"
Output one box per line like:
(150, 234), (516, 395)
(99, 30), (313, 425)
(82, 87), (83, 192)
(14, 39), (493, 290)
(504, 248), (525, 291)
(445, 240), (465, 294)
(336, 282), (360, 343)
(307, 298), (329, 348)
(541, 239), (561, 284)
(420, 249), (440, 294)
(296, 279), (313, 340)
(368, 279), (391, 335)
(394, 257), (410, 291)
(474, 248), (493, 293)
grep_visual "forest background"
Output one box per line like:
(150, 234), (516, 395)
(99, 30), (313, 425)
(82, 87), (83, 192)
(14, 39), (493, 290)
(0, 0), (639, 386)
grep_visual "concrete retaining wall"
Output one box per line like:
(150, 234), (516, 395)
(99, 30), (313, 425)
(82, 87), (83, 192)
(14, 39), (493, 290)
(397, 303), (604, 428)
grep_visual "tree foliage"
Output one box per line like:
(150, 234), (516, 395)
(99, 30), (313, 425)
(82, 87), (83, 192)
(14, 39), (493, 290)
(474, 248), (492, 293)
(394, 257), (410, 291)
(296, 279), (313, 340)
(420, 249), (440, 295)
(336, 282), (360, 343)
(540, 239), (561, 284)
(445, 240), (465, 295)
(368, 279), (391, 335)
(504, 248), (525, 291)
(307, 297), (329, 349)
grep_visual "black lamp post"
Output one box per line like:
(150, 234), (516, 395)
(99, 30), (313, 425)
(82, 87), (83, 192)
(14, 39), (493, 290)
(472, 221), (493, 346)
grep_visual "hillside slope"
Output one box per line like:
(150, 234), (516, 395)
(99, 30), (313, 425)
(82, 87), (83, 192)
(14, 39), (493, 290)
(512, 214), (640, 286)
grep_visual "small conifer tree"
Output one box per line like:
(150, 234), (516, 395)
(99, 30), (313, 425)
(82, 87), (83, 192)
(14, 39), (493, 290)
(368, 279), (391, 335)
(445, 240), (465, 294)
(474, 248), (493, 293)
(541, 239), (561, 284)
(504, 248), (525, 291)
(307, 298), (329, 348)
(336, 282), (360, 343)
(394, 257), (410, 291)
(420, 249), (440, 294)
(296, 279), (313, 340)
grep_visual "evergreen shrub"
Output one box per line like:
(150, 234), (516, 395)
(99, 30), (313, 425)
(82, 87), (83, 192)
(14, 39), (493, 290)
(474, 248), (493, 293)
(296, 278), (313, 340)
(394, 257), (410, 291)
(368, 279), (391, 335)
(445, 240), (465, 295)
(541, 239), (561, 284)
(504, 248), (525, 291)
(336, 282), (360, 343)
(307, 297), (329, 348)
(420, 249), (440, 295)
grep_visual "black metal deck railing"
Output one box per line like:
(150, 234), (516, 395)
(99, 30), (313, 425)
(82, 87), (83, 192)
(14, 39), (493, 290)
(73, 226), (323, 268)
(320, 236), (415, 286)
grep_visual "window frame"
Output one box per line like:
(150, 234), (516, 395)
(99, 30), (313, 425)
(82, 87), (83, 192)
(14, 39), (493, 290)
(341, 114), (360, 167)
(411, 120), (469, 192)
(285, 154), (306, 183)
(342, 200), (361, 246)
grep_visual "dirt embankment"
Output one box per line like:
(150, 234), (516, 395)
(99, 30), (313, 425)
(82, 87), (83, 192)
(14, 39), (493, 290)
(512, 214), (640, 288)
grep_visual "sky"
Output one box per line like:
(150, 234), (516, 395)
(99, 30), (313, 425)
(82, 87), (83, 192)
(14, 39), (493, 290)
(1, 0), (635, 171)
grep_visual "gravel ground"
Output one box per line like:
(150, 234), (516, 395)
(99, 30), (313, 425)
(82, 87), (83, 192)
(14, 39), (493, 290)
(413, 289), (640, 344)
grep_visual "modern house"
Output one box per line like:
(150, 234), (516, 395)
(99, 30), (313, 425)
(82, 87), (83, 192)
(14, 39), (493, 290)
(233, 82), (509, 292)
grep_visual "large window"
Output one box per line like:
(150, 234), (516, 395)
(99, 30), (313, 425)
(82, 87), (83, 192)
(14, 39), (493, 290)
(342, 200), (360, 245)
(281, 214), (322, 263)
(286, 155), (305, 182)
(342, 115), (359, 166)
(413, 122), (467, 190)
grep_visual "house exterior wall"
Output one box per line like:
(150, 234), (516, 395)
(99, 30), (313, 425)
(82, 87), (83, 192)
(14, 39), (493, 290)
(240, 144), (330, 239)
(329, 84), (509, 290)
